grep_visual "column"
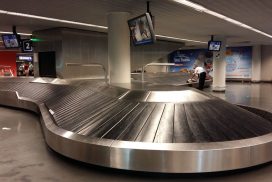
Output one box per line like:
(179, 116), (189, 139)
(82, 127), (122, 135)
(251, 45), (261, 82)
(251, 46), (261, 105)
(108, 12), (131, 84)
(212, 35), (227, 92)
(33, 53), (39, 77)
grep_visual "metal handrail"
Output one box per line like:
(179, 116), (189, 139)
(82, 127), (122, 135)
(65, 63), (107, 82)
(141, 63), (176, 81)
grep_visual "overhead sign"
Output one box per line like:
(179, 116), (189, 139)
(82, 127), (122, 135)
(18, 56), (32, 61)
(22, 39), (33, 52)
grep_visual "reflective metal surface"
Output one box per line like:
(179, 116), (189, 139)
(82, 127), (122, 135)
(205, 82), (272, 113)
(0, 77), (272, 173)
(141, 63), (175, 81)
(132, 72), (191, 85)
(131, 72), (212, 89)
(66, 63), (108, 82)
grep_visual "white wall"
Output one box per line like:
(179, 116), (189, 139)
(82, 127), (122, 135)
(131, 41), (184, 73)
(34, 28), (183, 79)
(33, 29), (63, 77)
(61, 29), (108, 78)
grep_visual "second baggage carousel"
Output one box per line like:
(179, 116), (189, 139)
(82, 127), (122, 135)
(0, 77), (272, 173)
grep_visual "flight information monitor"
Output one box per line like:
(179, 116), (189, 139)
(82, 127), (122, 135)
(208, 41), (222, 51)
(1, 34), (20, 48)
(128, 13), (156, 46)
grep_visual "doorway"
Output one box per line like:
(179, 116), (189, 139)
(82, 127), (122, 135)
(38, 51), (57, 78)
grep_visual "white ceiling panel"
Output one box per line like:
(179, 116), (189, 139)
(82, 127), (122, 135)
(0, 0), (271, 45)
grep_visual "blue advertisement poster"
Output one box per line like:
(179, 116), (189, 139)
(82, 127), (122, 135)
(168, 49), (213, 79)
(168, 49), (213, 72)
(225, 46), (252, 78)
(168, 46), (252, 79)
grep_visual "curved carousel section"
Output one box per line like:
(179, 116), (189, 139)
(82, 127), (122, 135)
(0, 77), (272, 173)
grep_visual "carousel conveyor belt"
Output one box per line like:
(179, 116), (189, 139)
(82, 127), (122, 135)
(0, 77), (272, 173)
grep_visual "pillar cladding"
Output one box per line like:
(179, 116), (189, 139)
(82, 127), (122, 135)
(212, 35), (227, 92)
(108, 12), (131, 84)
(251, 45), (261, 82)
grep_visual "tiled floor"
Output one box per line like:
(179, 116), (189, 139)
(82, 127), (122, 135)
(205, 82), (272, 112)
(0, 82), (272, 182)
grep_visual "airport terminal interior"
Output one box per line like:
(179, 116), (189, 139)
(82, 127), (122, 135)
(0, 0), (272, 181)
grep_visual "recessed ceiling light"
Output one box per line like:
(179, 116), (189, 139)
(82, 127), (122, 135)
(0, 10), (108, 30)
(172, 0), (272, 39)
(156, 35), (207, 44)
(0, 9), (206, 44)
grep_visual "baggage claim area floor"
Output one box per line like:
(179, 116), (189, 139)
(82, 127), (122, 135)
(0, 77), (272, 182)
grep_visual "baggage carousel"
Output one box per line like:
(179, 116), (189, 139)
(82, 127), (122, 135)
(0, 77), (272, 173)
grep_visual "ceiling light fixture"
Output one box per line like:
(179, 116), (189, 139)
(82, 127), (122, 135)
(0, 31), (32, 36)
(156, 34), (207, 44)
(0, 9), (206, 43)
(172, 0), (272, 39)
(0, 10), (108, 30)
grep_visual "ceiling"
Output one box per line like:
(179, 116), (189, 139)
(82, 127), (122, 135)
(0, 0), (272, 46)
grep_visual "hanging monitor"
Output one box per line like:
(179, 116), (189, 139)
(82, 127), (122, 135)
(1, 34), (20, 48)
(208, 41), (222, 51)
(128, 13), (156, 46)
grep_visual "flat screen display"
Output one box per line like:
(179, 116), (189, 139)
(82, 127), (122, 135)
(128, 13), (156, 45)
(1, 34), (20, 48)
(208, 41), (221, 51)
